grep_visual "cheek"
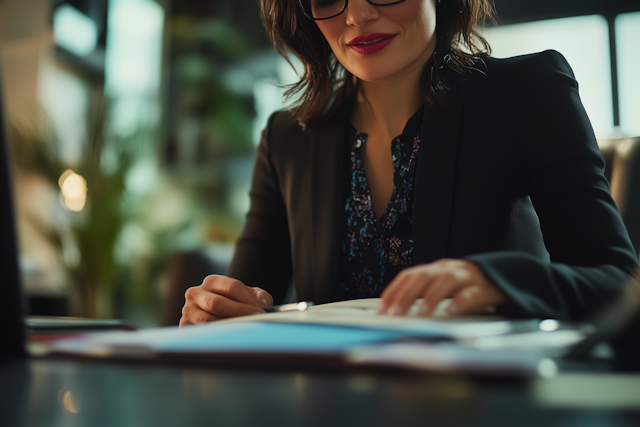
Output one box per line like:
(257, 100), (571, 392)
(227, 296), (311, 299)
(315, 20), (351, 67)
(315, 21), (342, 51)
(394, 1), (436, 41)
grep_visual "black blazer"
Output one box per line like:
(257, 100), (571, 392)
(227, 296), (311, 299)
(228, 50), (638, 320)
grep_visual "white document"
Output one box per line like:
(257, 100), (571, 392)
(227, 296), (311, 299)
(215, 298), (534, 339)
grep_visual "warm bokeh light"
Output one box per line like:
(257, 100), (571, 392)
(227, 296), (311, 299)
(58, 389), (80, 414)
(61, 172), (86, 198)
(59, 169), (87, 212)
(58, 169), (75, 188)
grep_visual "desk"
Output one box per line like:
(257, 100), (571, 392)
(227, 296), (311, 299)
(1, 359), (639, 427)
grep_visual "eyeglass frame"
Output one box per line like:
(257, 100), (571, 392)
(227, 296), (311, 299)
(297, 0), (407, 21)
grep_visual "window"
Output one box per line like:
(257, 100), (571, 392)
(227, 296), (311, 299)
(616, 12), (640, 137)
(483, 15), (614, 137)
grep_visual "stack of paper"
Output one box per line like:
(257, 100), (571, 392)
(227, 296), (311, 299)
(46, 299), (589, 376)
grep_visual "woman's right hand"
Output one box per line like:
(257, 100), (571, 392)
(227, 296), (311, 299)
(179, 275), (274, 327)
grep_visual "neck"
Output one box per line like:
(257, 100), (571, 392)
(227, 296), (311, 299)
(351, 56), (431, 139)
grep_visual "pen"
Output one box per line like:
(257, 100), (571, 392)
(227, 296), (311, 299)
(263, 301), (314, 313)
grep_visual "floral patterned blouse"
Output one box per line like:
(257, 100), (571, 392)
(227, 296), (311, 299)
(337, 107), (424, 300)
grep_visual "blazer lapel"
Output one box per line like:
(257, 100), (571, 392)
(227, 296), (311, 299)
(309, 112), (348, 304)
(413, 79), (466, 264)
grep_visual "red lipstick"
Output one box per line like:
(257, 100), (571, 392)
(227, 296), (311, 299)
(347, 33), (396, 55)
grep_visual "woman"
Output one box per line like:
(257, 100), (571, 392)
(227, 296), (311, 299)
(180, 0), (637, 326)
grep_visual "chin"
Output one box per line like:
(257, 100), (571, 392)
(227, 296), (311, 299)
(340, 48), (425, 83)
(349, 64), (406, 83)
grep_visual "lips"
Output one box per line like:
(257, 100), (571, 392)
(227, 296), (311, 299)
(347, 33), (396, 55)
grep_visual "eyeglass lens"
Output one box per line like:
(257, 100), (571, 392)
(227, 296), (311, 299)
(303, 0), (403, 21)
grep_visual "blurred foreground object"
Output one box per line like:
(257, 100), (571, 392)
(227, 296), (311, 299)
(609, 277), (640, 371)
(566, 273), (640, 371)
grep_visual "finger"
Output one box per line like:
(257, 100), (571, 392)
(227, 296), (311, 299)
(379, 269), (420, 314)
(449, 284), (506, 315)
(186, 286), (265, 318)
(383, 269), (435, 316)
(179, 309), (219, 327)
(380, 268), (410, 300)
(420, 270), (471, 317)
(380, 260), (459, 315)
(250, 287), (274, 307)
(201, 293), (266, 318)
(201, 275), (263, 308)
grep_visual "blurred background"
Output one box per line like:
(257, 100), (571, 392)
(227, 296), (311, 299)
(0, 0), (638, 327)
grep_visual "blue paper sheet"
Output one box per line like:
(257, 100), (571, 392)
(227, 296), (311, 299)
(159, 322), (424, 354)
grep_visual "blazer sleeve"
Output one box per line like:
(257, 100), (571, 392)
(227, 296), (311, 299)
(466, 50), (638, 320)
(226, 112), (293, 304)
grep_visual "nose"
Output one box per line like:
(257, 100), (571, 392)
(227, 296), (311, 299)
(344, 0), (380, 27)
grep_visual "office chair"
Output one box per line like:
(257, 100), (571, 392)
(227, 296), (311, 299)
(599, 136), (640, 257)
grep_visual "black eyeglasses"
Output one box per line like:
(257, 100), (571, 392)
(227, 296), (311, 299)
(298, 0), (407, 21)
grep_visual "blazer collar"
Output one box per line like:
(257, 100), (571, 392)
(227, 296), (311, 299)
(308, 109), (349, 304)
(412, 79), (466, 263)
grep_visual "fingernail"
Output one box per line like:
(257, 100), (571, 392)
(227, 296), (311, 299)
(377, 302), (388, 314)
(418, 303), (430, 316)
(261, 298), (269, 308)
(447, 302), (458, 314)
(387, 305), (402, 316)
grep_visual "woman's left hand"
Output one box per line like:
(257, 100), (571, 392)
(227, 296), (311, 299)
(379, 259), (507, 316)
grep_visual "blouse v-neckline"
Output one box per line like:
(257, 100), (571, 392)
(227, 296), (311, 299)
(347, 106), (425, 225)
(337, 107), (424, 300)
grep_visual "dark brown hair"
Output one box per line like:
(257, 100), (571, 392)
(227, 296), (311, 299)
(261, 0), (496, 125)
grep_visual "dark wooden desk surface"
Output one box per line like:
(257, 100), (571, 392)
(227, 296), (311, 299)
(1, 358), (639, 427)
